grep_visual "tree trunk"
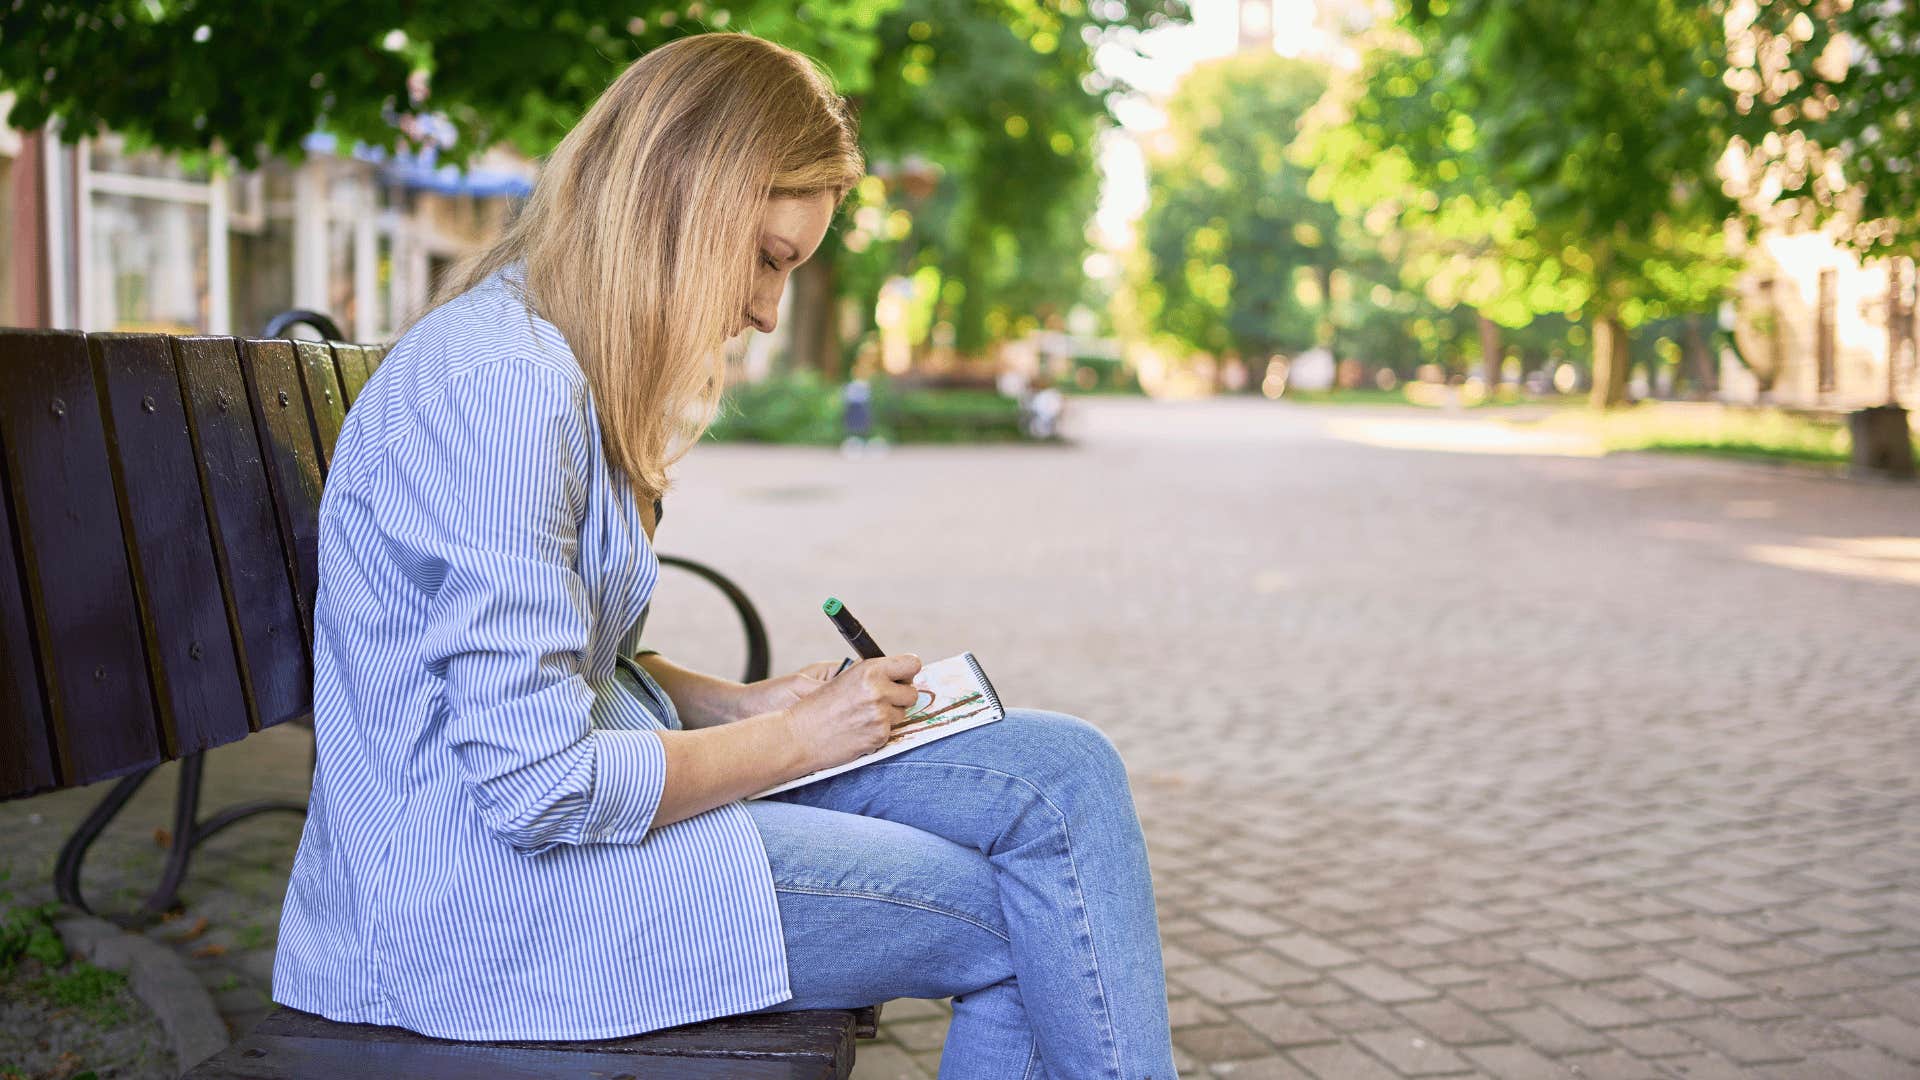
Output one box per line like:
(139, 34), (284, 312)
(785, 245), (842, 376)
(1476, 313), (1503, 393)
(1590, 314), (1630, 408)
(1683, 314), (1717, 398)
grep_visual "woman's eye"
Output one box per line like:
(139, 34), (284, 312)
(760, 252), (780, 272)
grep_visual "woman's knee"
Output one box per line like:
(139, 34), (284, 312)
(999, 709), (1133, 797)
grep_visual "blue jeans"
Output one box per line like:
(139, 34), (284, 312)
(743, 708), (1177, 1080)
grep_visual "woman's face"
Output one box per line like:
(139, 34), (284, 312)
(739, 193), (835, 338)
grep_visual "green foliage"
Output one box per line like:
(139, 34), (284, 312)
(1137, 53), (1335, 362)
(706, 374), (1025, 443)
(0, 900), (65, 974)
(1, 2), (1190, 368)
(1730, 1), (1920, 258)
(1309, 0), (1742, 331)
(33, 963), (131, 1026)
(0, 2), (896, 165)
(839, 0), (1187, 355)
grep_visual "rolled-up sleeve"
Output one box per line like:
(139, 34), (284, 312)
(371, 359), (666, 854)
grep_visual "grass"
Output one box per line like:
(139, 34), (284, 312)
(1281, 383), (1582, 409)
(32, 964), (130, 1026)
(1512, 401), (1920, 469)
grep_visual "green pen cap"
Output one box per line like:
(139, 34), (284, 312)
(822, 597), (844, 616)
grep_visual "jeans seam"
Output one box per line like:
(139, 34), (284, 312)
(859, 758), (1124, 1080)
(772, 883), (1012, 943)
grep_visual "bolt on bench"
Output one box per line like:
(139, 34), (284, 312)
(0, 325), (877, 1078)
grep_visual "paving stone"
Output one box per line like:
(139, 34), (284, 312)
(1841, 1015), (1920, 1061)
(1605, 1023), (1698, 1057)
(1525, 946), (1627, 982)
(1676, 1017), (1803, 1065)
(1230, 1003), (1339, 1048)
(1553, 1051), (1662, 1079)
(1644, 962), (1757, 1001)
(1175, 1021), (1279, 1063)
(1286, 1043), (1404, 1080)
(1490, 1007), (1611, 1054)
(1205, 1055), (1312, 1079)
(1354, 1028), (1472, 1075)
(1536, 987), (1648, 1029)
(1809, 1046), (1919, 1078)
(1310, 999), (1402, 1034)
(1268, 934), (1359, 969)
(1221, 949), (1319, 988)
(1200, 907), (1292, 938)
(1394, 999), (1511, 1046)
(1178, 965), (1282, 1007)
(1462, 1043), (1560, 1079)
(1329, 964), (1438, 1005)
(1172, 996), (1231, 1029)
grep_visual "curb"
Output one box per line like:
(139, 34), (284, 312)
(56, 915), (231, 1076)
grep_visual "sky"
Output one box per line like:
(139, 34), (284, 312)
(1090, 0), (1332, 263)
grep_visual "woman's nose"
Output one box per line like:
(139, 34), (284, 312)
(747, 309), (776, 334)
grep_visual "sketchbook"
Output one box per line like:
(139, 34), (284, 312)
(750, 652), (1005, 799)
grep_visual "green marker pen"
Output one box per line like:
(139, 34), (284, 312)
(823, 597), (886, 659)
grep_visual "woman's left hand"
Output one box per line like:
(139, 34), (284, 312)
(739, 661), (843, 719)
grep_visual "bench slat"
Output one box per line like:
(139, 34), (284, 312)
(0, 330), (161, 787)
(0, 439), (55, 797)
(293, 340), (347, 475)
(237, 339), (324, 653)
(189, 1035), (834, 1079)
(90, 334), (253, 757)
(329, 343), (373, 408)
(185, 1006), (856, 1079)
(174, 337), (310, 731)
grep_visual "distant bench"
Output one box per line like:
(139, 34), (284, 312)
(0, 324), (876, 1078)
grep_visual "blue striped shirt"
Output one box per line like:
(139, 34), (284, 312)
(272, 267), (792, 1039)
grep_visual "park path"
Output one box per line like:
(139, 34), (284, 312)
(5, 397), (1916, 1078)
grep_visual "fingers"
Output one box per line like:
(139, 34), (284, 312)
(874, 653), (922, 680)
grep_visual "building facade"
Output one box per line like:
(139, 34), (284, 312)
(1, 94), (531, 342)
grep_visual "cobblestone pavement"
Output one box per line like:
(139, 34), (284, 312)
(5, 397), (1917, 1079)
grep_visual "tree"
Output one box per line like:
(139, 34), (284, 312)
(3, 2), (1189, 375)
(824, 0), (1185, 368)
(0, 2), (896, 164)
(1134, 53), (1341, 383)
(1729, 1), (1920, 261)
(1313, 0), (1744, 407)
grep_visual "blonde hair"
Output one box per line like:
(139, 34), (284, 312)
(412, 32), (863, 503)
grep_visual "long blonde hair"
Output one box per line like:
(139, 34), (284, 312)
(414, 32), (862, 503)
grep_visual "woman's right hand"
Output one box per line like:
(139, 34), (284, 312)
(779, 654), (923, 773)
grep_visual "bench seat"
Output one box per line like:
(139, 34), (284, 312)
(185, 1004), (881, 1079)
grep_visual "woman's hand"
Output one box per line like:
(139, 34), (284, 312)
(739, 660), (843, 718)
(779, 655), (923, 774)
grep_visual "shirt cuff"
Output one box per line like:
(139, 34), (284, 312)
(584, 728), (668, 845)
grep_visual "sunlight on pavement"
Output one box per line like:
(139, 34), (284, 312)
(1745, 536), (1920, 587)
(1320, 416), (1605, 457)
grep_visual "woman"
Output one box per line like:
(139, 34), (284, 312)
(273, 31), (1176, 1080)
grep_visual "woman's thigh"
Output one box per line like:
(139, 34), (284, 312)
(767, 708), (1138, 856)
(740, 797), (1015, 1011)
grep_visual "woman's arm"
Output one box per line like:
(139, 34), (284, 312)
(635, 653), (839, 730)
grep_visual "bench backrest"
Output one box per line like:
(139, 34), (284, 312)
(0, 330), (384, 800)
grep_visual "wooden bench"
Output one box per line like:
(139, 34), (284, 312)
(0, 324), (875, 1078)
